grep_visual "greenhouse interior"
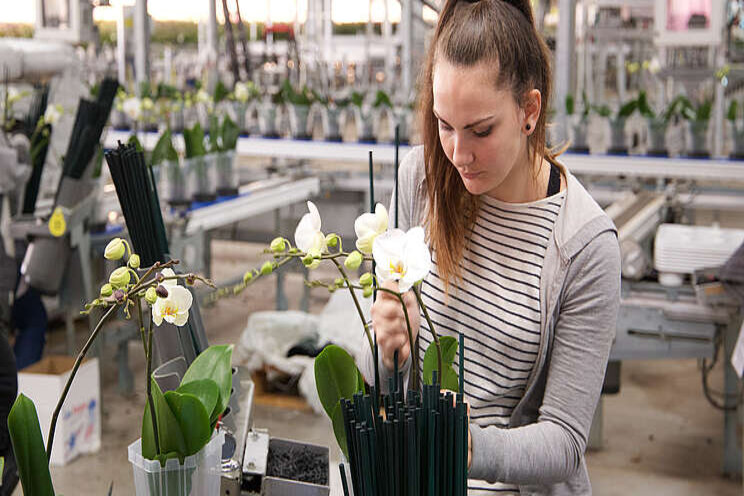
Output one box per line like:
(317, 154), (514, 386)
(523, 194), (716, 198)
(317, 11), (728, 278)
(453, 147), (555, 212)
(1, 0), (744, 494)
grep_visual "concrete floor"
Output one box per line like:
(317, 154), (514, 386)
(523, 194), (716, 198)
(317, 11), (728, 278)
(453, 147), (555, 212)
(11, 240), (743, 495)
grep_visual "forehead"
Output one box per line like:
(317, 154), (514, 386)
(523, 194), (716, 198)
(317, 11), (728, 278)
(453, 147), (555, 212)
(432, 59), (515, 118)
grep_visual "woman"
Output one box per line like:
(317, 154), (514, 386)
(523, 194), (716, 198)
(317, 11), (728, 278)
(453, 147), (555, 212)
(362, 0), (621, 494)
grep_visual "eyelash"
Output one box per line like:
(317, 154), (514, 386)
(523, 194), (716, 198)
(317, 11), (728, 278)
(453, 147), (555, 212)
(438, 121), (492, 138)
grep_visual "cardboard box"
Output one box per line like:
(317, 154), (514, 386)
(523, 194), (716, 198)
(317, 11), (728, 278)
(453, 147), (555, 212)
(17, 356), (101, 466)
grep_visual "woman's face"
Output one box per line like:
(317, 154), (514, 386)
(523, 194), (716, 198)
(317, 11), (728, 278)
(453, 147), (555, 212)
(432, 59), (533, 199)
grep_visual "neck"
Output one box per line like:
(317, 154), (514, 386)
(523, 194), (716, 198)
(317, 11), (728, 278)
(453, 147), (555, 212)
(486, 150), (549, 203)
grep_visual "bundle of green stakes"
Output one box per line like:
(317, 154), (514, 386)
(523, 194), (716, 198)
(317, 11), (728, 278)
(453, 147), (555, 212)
(339, 359), (469, 496)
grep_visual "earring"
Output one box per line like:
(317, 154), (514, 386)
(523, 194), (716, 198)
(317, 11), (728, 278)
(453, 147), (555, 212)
(525, 123), (531, 131)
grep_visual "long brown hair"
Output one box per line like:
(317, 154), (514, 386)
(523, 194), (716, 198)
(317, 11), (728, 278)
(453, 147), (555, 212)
(419, 0), (555, 294)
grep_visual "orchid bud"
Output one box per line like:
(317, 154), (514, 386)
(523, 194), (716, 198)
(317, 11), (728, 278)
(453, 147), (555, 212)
(270, 237), (286, 253)
(243, 271), (254, 284)
(344, 250), (363, 270)
(185, 274), (195, 286)
(156, 285), (169, 298)
(128, 254), (140, 269)
(109, 267), (131, 288)
(113, 289), (125, 303)
(359, 272), (373, 287)
(334, 278), (344, 288)
(145, 287), (158, 304)
(289, 247), (300, 255)
(363, 286), (373, 298)
(260, 261), (275, 275)
(100, 283), (113, 297)
(325, 233), (338, 248)
(104, 238), (126, 261)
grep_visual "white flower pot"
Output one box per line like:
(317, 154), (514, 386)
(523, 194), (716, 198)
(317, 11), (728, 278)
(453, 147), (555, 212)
(128, 431), (225, 496)
(288, 104), (312, 140)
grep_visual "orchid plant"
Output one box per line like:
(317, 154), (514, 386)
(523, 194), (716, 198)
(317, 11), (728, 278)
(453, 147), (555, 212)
(7, 239), (235, 495)
(204, 200), (458, 457)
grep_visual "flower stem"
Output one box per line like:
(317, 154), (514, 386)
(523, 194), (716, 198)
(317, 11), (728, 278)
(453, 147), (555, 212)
(47, 304), (117, 460)
(359, 285), (418, 391)
(146, 311), (159, 455)
(331, 259), (374, 354)
(414, 286), (441, 389)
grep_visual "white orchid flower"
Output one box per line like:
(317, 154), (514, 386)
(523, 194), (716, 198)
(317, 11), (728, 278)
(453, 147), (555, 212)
(294, 201), (326, 255)
(152, 268), (193, 326)
(234, 82), (249, 103)
(354, 203), (388, 254)
(43, 104), (63, 126)
(372, 226), (431, 293)
(122, 97), (142, 121)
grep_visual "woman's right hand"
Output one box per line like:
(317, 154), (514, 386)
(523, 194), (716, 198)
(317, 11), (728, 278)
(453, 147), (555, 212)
(370, 280), (421, 371)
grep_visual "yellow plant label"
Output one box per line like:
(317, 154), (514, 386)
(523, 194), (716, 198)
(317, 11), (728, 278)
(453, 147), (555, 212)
(48, 207), (66, 237)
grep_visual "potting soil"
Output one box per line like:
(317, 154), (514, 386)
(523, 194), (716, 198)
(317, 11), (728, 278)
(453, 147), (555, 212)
(265, 444), (328, 486)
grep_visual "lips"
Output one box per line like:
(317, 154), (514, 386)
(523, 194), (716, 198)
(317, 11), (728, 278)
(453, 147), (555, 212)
(461, 171), (481, 180)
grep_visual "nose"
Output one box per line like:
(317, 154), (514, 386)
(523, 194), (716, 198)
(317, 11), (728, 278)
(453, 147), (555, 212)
(451, 133), (474, 168)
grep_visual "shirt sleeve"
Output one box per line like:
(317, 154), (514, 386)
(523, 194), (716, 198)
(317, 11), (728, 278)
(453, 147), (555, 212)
(469, 230), (621, 484)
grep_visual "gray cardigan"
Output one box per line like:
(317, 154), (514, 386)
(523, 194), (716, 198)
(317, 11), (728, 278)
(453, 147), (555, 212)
(360, 146), (621, 495)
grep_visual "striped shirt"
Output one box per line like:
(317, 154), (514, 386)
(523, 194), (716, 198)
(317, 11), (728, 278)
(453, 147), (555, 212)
(417, 189), (566, 494)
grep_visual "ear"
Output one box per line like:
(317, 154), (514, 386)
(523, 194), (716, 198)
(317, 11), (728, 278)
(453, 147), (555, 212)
(522, 89), (542, 134)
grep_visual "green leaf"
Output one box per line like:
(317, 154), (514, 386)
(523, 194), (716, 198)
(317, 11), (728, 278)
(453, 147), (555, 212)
(351, 91), (365, 108)
(423, 336), (460, 393)
(617, 99), (638, 119)
(373, 90), (393, 108)
(151, 130), (178, 167)
(164, 391), (212, 456)
(7, 394), (55, 496)
(330, 403), (349, 459)
(314, 345), (364, 456)
(181, 345), (234, 423)
(221, 116), (240, 151)
(0, 456), (4, 477)
(637, 91), (656, 119)
(176, 379), (220, 424)
(314, 345), (363, 417)
(142, 379), (187, 461)
(128, 134), (144, 153)
(592, 104), (612, 118)
(727, 100), (738, 122)
(214, 80), (230, 104)
(209, 114), (221, 153)
(565, 94), (575, 115)
(183, 123), (206, 158)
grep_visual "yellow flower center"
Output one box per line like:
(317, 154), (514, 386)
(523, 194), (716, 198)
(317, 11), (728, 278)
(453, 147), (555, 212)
(162, 302), (178, 318)
(389, 260), (406, 278)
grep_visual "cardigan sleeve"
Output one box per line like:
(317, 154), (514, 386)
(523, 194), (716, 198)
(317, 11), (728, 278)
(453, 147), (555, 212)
(469, 230), (621, 484)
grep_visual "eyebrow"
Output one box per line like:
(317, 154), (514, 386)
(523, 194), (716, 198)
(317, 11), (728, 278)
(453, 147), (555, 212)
(432, 109), (495, 129)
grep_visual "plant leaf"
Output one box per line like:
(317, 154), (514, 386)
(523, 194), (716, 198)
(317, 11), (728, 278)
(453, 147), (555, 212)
(164, 391), (212, 457)
(209, 114), (221, 152)
(151, 129), (178, 166)
(314, 345), (364, 456)
(7, 394), (55, 496)
(127, 133), (144, 153)
(183, 123), (206, 158)
(330, 402), (349, 459)
(181, 345), (234, 423)
(221, 116), (240, 151)
(142, 378), (187, 461)
(176, 379), (220, 423)
(423, 336), (460, 392)
(214, 80), (230, 104)
(314, 345), (363, 418)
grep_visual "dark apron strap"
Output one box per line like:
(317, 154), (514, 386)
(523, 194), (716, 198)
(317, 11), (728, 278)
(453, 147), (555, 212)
(546, 161), (561, 197)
